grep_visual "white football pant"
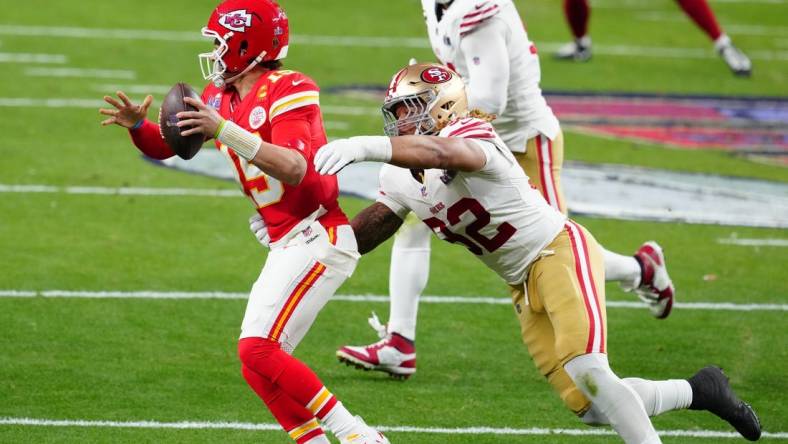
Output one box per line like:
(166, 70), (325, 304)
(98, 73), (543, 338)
(241, 222), (359, 352)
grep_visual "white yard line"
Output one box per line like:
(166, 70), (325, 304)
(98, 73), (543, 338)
(0, 290), (785, 312)
(0, 25), (785, 60)
(92, 83), (173, 95)
(636, 12), (788, 36)
(596, 0), (786, 6)
(324, 121), (351, 130)
(717, 237), (788, 247)
(25, 67), (136, 79)
(0, 417), (785, 439)
(0, 98), (105, 108)
(0, 99), (378, 115)
(0, 52), (66, 63)
(0, 184), (240, 197)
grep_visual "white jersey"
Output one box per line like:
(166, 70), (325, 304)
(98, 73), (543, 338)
(422, 0), (559, 152)
(376, 118), (566, 284)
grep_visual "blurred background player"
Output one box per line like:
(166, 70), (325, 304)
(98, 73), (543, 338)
(312, 61), (762, 444)
(98, 1), (387, 443)
(556, 0), (752, 76)
(335, 0), (674, 380)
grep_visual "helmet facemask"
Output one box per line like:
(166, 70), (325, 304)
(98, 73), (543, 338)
(382, 90), (439, 137)
(199, 27), (230, 87)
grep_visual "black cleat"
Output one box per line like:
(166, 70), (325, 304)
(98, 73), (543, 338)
(688, 366), (761, 441)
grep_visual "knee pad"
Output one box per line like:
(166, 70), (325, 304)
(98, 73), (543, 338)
(238, 337), (282, 373)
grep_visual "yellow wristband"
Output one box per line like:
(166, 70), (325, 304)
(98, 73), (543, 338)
(214, 119), (227, 139)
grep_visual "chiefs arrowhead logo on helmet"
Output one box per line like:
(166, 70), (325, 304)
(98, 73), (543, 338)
(420, 66), (453, 84)
(219, 9), (253, 32)
(199, 0), (290, 87)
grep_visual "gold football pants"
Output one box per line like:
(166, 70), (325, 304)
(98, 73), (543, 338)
(509, 220), (606, 416)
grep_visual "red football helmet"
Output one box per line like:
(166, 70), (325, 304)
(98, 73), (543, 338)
(199, 0), (290, 87)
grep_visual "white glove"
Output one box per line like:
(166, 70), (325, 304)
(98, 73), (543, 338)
(249, 213), (270, 248)
(314, 136), (393, 175)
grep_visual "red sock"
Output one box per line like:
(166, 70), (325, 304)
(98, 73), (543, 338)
(676, 0), (723, 41)
(564, 0), (590, 39)
(241, 365), (325, 443)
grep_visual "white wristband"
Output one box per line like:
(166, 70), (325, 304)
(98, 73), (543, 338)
(216, 120), (261, 160)
(349, 136), (392, 162)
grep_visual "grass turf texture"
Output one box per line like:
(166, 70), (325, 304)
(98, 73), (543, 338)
(0, 0), (786, 443)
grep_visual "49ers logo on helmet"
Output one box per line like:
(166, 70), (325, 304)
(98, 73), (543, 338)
(420, 66), (453, 84)
(219, 9), (253, 32)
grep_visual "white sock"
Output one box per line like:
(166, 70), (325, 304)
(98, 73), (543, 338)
(584, 378), (693, 425)
(304, 434), (331, 444)
(388, 220), (431, 341)
(624, 378), (693, 416)
(714, 33), (732, 51)
(602, 247), (641, 289)
(320, 402), (358, 439)
(565, 353), (661, 444)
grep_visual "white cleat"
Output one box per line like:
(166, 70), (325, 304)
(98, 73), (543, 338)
(719, 44), (752, 77)
(339, 417), (390, 444)
(715, 35), (752, 77)
(554, 36), (592, 62)
(633, 241), (675, 319)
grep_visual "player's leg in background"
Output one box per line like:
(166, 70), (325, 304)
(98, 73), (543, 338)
(387, 214), (431, 342)
(534, 221), (662, 443)
(674, 0), (752, 76)
(556, 0), (592, 61)
(518, 132), (566, 216)
(519, 132), (675, 318)
(336, 216), (426, 379)
(238, 225), (384, 442)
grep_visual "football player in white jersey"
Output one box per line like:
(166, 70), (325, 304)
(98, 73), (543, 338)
(336, 0), (674, 379)
(310, 62), (761, 444)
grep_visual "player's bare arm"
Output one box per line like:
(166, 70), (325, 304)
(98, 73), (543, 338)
(350, 202), (404, 255)
(314, 135), (486, 176)
(99, 91), (153, 128)
(390, 135), (486, 172)
(178, 96), (307, 185)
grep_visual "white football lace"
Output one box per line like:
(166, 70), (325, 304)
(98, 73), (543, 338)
(367, 311), (388, 339)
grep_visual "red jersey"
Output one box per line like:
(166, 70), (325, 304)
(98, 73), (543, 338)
(130, 69), (347, 242)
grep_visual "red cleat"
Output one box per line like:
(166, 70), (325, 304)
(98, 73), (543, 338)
(337, 331), (416, 380)
(634, 241), (675, 319)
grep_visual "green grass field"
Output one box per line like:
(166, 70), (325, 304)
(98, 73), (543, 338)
(0, 0), (786, 443)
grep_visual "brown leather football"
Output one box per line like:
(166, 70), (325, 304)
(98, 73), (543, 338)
(159, 82), (204, 160)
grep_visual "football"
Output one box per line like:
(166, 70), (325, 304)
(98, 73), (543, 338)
(159, 82), (204, 160)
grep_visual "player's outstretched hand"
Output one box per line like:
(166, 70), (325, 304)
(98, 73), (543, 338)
(314, 139), (360, 175)
(99, 91), (153, 128)
(314, 136), (393, 175)
(177, 96), (224, 138)
(249, 213), (271, 248)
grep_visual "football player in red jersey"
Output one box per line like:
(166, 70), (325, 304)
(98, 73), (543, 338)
(556, 0), (752, 76)
(98, 1), (387, 443)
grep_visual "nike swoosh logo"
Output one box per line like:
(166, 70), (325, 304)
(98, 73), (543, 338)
(292, 79), (305, 86)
